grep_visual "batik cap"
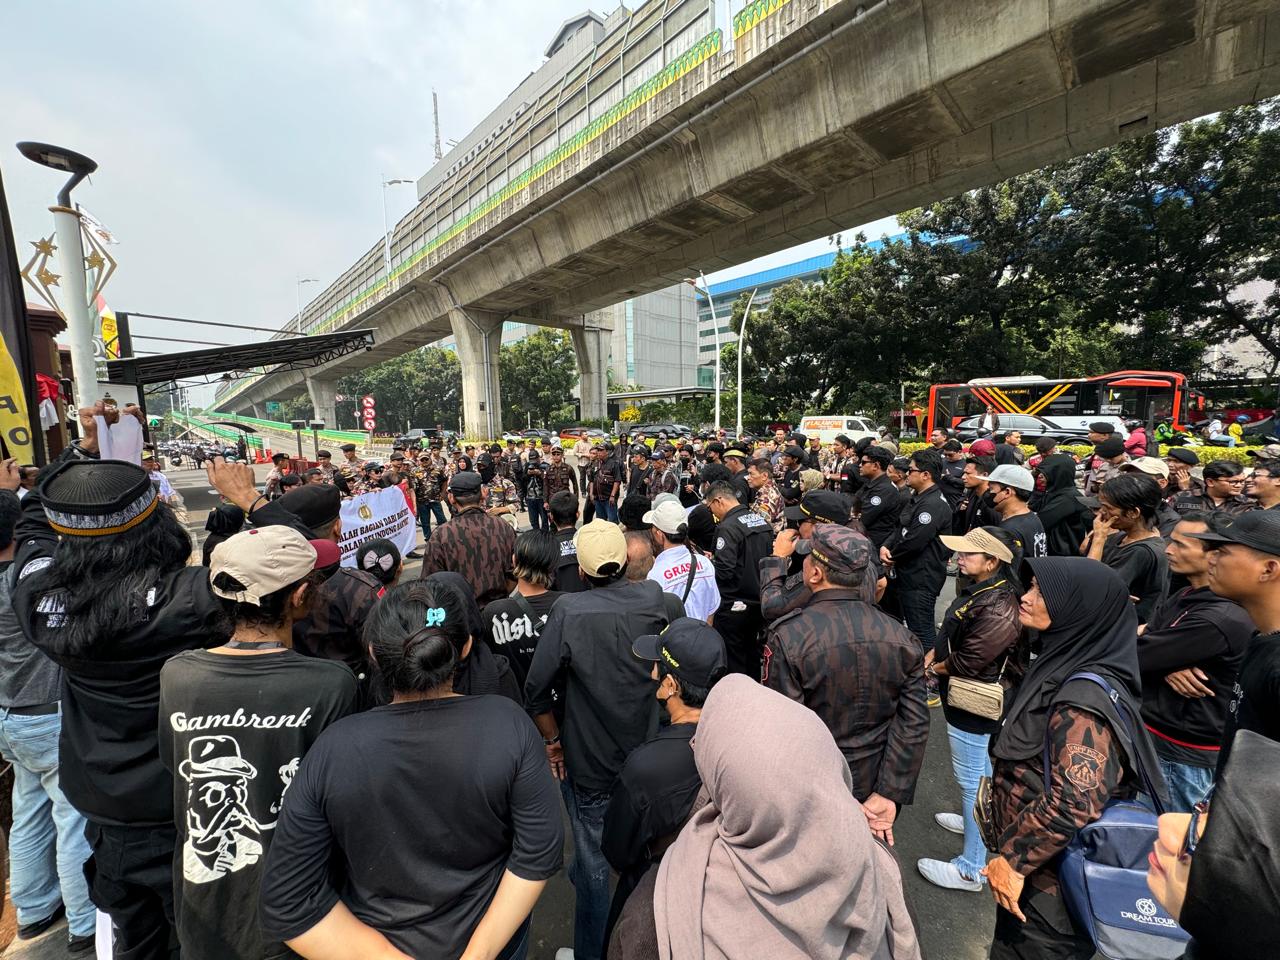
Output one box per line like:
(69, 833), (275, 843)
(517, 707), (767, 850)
(38, 459), (157, 537)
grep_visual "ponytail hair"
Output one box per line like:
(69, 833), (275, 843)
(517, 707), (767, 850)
(363, 579), (470, 696)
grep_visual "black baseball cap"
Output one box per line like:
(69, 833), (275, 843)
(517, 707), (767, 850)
(632, 618), (727, 689)
(785, 490), (851, 524)
(1187, 511), (1280, 557)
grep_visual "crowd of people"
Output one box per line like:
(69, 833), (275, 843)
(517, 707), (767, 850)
(1, 403), (1278, 960)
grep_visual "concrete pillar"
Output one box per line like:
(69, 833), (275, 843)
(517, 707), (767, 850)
(571, 322), (610, 423)
(448, 308), (504, 440)
(250, 403), (265, 420)
(306, 377), (338, 431)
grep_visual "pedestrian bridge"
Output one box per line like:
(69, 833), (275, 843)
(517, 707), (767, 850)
(211, 0), (1280, 436)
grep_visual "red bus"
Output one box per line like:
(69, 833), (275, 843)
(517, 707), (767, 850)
(927, 370), (1204, 440)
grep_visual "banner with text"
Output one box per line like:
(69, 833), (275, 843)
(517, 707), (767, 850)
(337, 486), (416, 567)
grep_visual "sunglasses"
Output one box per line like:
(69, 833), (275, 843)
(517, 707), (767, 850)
(1179, 789), (1213, 862)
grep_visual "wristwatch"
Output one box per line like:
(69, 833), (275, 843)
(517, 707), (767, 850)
(543, 735), (561, 746)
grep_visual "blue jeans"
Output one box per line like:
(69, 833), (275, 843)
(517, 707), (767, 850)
(420, 500), (446, 537)
(593, 499), (618, 523)
(1208, 435), (1237, 447)
(0, 707), (95, 936)
(947, 723), (992, 881)
(1158, 758), (1214, 813)
(527, 497), (549, 533)
(559, 779), (612, 960)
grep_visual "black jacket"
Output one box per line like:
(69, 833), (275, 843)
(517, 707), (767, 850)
(884, 485), (952, 592)
(938, 457), (967, 509)
(709, 504), (775, 606)
(1138, 587), (1254, 751)
(852, 473), (900, 550)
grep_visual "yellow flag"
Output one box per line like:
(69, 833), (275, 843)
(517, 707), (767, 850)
(97, 293), (119, 360)
(0, 337), (33, 461)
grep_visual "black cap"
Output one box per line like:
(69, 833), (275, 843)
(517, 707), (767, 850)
(389, 452), (406, 461)
(784, 490), (851, 525)
(448, 470), (482, 493)
(1095, 436), (1125, 459)
(278, 483), (341, 530)
(783, 444), (805, 460)
(1187, 511), (1280, 557)
(632, 618), (727, 689)
(477, 452), (494, 467)
(340, 443), (357, 452)
(1166, 447), (1200, 466)
(630, 444), (650, 459)
(1088, 421), (1117, 434)
(39, 459), (158, 537)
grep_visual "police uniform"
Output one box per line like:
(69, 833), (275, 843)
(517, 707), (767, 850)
(883, 485), (952, 652)
(709, 503), (775, 676)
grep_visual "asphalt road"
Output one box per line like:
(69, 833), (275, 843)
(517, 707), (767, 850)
(7, 469), (997, 960)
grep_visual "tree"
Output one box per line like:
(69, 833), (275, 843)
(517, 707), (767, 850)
(498, 329), (576, 429)
(334, 347), (462, 432)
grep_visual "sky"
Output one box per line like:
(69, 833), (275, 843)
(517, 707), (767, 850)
(3, 1), (899, 404)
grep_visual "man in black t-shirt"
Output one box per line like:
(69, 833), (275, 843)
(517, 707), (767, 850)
(160, 526), (356, 960)
(986, 464), (1047, 560)
(483, 530), (563, 690)
(1188, 511), (1280, 773)
(548, 491), (586, 593)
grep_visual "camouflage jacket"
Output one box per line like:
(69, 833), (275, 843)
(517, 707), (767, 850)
(1170, 491), (1254, 517)
(762, 588), (929, 804)
(484, 477), (520, 511)
(543, 462), (579, 501)
(292, 567), (385, 709)
(420, 506), (517, 605)
(990, 703), (1129, 895)
(644, 467), (679, 500)
(750, 482), (786, 535)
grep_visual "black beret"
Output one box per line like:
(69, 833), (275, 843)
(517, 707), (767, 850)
(1088, 421), (1117, 434)
(1095, 436), (1126, 459)
(340, 443), (357, 452)
(449, 470), (482, 493)
(1166, 447), (1200, 466)
(278, 483), (341, 530)
(784, 445), (806, 459)
(39, 459), (157, 537)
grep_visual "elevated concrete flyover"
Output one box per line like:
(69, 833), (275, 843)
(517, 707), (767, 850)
(214, 0), (1280, 436)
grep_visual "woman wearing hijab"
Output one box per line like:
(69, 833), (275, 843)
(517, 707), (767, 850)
(612, 674), (923, 960)
(1033, 455), (1091, 558)
(1146, 730), (1280, 959)
(422, 571), (522, 704)
(984, 557), (1167, 959)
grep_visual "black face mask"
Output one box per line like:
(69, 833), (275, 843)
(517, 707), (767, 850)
(478, 464), (496, 483)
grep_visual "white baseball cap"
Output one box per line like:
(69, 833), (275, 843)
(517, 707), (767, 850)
(986, 464), (1035, 492)
(642, 499), (689, 536)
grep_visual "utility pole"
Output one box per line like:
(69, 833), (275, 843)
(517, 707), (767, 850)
(432, 90), (444, 162)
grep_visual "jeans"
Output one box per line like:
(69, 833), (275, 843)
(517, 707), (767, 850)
(1207, 435), (1237, 447)
(593, 499), (618, 523)
(560, 779), (612, 960)
(899, 586), (939, 652)
(527, 497), (549, 532)
(0, 706), (95, 936)
(420, 500), (447, 538)
(85, 822), (179, 960)
(946, 723), (992, 881)
(1158, 757), (1215, 813)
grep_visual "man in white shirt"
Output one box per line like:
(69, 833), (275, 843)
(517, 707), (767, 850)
(642, 498), (720, 623)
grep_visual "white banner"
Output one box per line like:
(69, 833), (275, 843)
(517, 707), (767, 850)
(337, 486), (417, 567)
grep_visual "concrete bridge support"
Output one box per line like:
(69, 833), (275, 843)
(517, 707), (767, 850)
(306, 377), (339, 432)
(449, 308), (504, 440)
(250, 403), (265, 420)
(570, 323), (610, 424)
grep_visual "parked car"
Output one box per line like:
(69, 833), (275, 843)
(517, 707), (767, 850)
(559, 427), (606, 442)
(953, 413), (1128, 445)
(396, 428), (457, 447)
(629, 422), (693, 438)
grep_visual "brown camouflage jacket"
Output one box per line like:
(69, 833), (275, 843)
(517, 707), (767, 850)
(750, 482), (786, 535)
(543, 462), (579, 501)
(762, 588), (929, 804)
(991, 703), (1130, 894)
(419, 506), (516, 605)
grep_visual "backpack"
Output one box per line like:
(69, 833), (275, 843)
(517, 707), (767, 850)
(1052, 672), (1190, 960)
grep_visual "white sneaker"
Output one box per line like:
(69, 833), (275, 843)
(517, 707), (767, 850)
(934, 811), (965, 835)
(917, 858), (984, 892)
(555, 950), (576, 960)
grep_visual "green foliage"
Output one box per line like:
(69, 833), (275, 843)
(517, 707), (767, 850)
(498, 329), (576, 429)
(334, 347), (462, 432)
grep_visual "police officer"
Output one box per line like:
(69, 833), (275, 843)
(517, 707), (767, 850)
(854, 445), (901, 551)
(881, 449), (953, 668)
(703, 480), (775, 676)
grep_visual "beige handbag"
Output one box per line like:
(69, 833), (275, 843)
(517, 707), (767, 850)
(945, 657), (1009, 721)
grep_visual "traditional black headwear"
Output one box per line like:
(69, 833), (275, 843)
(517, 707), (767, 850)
(38, 460), (157, 537)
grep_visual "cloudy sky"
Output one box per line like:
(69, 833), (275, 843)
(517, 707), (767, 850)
(4, 1), (896, 401)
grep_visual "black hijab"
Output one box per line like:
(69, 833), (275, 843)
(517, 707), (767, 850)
(992, 558), (1160, 796)
(1034, 456), (1091, 531)
(1179, 730), (1280, 959)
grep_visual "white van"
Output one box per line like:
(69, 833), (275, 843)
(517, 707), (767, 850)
(797, 415), (879, 446)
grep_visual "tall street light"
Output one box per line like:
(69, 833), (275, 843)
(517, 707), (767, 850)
(17, 141), (98, 405)
(296, 277), (318, 330)
(684, 273), (720, 434)
(735, 288), (757, 440)
(381, 176), (414, 277)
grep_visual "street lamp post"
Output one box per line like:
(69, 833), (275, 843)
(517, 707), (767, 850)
(296, 277), (318, 329)
(381, 176), (414, 278)
(735, 288), (757, 440)
(684, 273), (721, 434)
(17, 141), (99, 406)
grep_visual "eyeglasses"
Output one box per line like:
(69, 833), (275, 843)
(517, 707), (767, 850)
(1179, 790), (1213, 862)
(906, 466), (926, 474)
(1218, 477), (1246, 485)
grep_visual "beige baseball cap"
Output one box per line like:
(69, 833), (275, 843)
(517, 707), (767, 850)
(210, 527), (319, 605)
(940, 528), (1014, 564)
(573, 519), (628, 577)
(1120, 456), (1170, 479)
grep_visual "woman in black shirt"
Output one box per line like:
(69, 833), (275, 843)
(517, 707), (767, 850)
(260, 579), (563, 960)
(1085, 474), (1169, 623)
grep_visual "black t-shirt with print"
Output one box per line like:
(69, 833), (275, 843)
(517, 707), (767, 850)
(158, 649), (357, 960)
(482, 590), (562, 689)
